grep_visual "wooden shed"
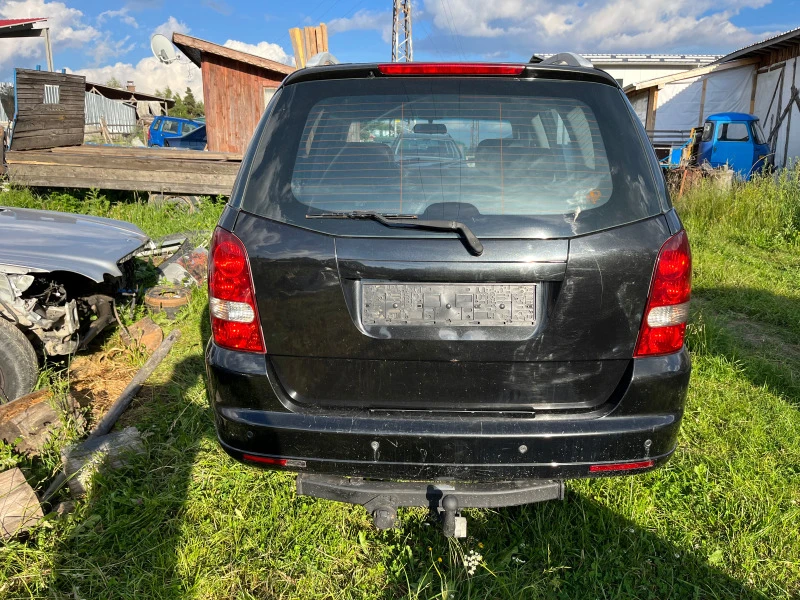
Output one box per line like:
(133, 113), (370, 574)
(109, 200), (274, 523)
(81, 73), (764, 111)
(10, 69), (85, 151)
(172, 33), (294, 153)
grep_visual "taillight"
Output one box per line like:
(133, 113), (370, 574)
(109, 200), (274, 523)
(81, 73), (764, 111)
(634, 229), (692, 357)
(377, 63), (525, 76)
(208, 227), (265, 353)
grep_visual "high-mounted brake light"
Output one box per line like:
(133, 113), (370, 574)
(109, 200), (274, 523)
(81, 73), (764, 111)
(378, 63), (525, 76)
(208, 227), (266, 353)
(634, 230), (692, 357)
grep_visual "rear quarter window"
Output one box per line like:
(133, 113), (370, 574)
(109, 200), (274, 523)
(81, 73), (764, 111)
(239, 77), (663, 239)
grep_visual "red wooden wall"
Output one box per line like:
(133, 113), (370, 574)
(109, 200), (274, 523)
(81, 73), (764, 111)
(201, 54), (283, 153)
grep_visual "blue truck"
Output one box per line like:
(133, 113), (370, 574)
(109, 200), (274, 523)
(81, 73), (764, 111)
(663, 112), (771, 181)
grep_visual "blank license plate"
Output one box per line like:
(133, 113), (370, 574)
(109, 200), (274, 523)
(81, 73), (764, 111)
(362, 283), (536, 326)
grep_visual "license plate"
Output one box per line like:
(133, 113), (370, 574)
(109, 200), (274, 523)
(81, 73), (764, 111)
(362, 283), (536, 326)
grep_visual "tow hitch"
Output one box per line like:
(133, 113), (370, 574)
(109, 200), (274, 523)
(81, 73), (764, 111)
(296, 475), (564, 537)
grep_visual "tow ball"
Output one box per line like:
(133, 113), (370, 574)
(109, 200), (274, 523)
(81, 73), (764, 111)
(296, 475), (565, 538)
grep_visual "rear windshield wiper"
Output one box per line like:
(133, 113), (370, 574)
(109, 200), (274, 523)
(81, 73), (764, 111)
(306, 211), (484, 256)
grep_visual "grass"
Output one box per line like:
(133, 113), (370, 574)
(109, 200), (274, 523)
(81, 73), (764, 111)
(0, 178), (799, 598)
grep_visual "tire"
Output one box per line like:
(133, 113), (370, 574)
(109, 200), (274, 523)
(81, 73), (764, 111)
(0, 319), (38, 403)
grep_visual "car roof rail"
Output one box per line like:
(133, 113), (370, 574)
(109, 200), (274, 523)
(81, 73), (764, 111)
(539, 53), (594, 68)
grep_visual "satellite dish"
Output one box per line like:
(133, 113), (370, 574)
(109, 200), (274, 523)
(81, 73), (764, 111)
(151, 34), (177, 64)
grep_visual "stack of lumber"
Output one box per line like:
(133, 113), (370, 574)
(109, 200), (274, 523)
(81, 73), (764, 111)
(4, 145), (242, 196)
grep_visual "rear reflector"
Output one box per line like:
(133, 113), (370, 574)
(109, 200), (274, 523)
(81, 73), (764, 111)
(242, 454), (287, 466)
(635, 230), (692, 357)
(589, 460), (655, 473)
(378, 63), (525, 76)
(208, 227), (266, 354)
(242, 454), (307, 468)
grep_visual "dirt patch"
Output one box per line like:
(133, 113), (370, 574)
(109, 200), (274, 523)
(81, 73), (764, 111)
(727, 318), (800, 361)
(69, 350), (140, 425)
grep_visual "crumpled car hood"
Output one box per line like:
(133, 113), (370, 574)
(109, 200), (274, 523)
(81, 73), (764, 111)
(0, 206), (150, 282)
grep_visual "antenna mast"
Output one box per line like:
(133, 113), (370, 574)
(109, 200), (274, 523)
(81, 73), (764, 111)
(391, 0), (413, 62)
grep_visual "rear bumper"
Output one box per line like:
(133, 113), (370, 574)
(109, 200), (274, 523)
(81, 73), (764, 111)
(206, 344), (690, 481)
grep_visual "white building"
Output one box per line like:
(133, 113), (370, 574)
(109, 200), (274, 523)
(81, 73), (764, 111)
(624, 27), (800, 167)
(537, 54), (721, 88)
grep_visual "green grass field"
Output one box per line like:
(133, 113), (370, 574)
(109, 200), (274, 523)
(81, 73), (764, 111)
(0, 178), (798, 599)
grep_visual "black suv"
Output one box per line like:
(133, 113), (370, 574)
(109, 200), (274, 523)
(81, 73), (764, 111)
(205, 60), (691, 535)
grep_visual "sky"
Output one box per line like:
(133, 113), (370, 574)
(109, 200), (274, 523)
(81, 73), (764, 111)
(0, 0), (798, 99)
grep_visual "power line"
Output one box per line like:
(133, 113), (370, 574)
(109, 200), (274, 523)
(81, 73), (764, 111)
(439, 0), (466, 60)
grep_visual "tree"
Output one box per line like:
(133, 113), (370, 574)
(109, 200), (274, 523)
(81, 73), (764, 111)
(105, 77), (122, 89)
(183, 87), (199, 118)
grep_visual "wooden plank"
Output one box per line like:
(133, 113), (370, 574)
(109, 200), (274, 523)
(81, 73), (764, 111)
(698, 78), (708, 125)
(750, 69), (759, 114)
(62, 428), (145, 497)
(12, 125), (84, 137)
(290, 27), (305, 69)
(305, 26), (316, 59)
(0, 468), (43, 540)
(7, 154), (242, 175)
(624, 57), (761, 92)
(45, 146), (243, 161)
(0, 390), (60, 457)
(645, 88), (658, 132)
(320, 23), (328, 53)
(6, 174), (235, 195)
(11, 134), (83, 152)
(8, 164), (237, 185)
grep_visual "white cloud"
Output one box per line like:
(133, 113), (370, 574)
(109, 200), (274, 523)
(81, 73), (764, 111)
(153, 16), (190, 39)
(328, 9), (393, 43)
(222, 39), (294, 66)
(419, 0), (777, 55)
(73, 56), (202, 99)
(89, 34), (136, 65)
(73, 17), (200, 99)
(0, 0), (99, 71)
(97, 7), (138, 29)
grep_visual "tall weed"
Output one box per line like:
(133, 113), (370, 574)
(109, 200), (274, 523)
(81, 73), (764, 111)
(675, 167), (800, 247)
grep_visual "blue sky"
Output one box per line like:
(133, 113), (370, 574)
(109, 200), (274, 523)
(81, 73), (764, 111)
(1, 0), (799, 95)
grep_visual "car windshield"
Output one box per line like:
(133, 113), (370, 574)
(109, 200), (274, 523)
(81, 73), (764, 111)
(239, 77), (663, 238)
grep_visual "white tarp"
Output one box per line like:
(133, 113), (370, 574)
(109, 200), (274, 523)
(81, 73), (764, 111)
(753, 59), (800, 167)
(630, 91), (649, 124)
(136, 101), (165, 119)
(653, 66), (754, 132)
(783, 59), (800, 167)
(0, 97), (8, 123)
(654, 77), (703, 131)
(701, 66), (755, 120)
(754, 64), (785, 164)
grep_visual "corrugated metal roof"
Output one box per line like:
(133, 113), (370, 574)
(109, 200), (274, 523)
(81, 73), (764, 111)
(713, 26), (800, 64)
(0, 18), (46, 29)
(537, 53), (721, 65)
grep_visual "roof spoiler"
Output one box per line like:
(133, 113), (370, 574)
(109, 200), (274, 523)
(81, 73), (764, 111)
(536, 53), (594, 68)
(306, 52), (340, 67)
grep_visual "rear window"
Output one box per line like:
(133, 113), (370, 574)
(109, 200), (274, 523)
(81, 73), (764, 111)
(240, 78), (662, 238)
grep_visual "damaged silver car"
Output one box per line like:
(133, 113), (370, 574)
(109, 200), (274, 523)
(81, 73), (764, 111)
(0, 206), (149, 402)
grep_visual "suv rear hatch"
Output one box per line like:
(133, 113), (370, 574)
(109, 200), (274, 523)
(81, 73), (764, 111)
(230, 65), (669, 415)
